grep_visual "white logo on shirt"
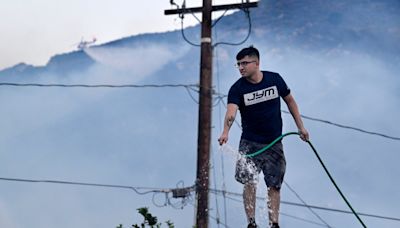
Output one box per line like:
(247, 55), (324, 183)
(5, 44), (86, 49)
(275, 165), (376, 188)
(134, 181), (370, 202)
(244, 86), (278, 106)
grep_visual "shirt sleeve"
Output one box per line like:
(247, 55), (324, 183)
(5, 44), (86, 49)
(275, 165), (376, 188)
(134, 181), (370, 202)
(227, 83), (241, 106)
(276, 74), (291, 97)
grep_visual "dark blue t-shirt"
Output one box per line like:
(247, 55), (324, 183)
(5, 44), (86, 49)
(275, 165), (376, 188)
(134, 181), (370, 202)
(228, 71), (290, 144)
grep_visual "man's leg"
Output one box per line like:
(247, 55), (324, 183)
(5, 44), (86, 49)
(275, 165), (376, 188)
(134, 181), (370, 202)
(267, 187), (280, 225)
(243, 183), (257, 222)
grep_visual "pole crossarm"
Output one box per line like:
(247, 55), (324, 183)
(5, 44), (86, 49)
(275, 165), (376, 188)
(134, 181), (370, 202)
(164, 2), (258, 15)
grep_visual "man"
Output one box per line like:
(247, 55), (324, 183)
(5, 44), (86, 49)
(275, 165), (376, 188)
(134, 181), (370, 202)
(218, 46), (309, 228)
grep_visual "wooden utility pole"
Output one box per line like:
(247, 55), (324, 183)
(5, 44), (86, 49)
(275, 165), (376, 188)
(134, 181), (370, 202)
(195, 1), (212, 228)
(165, 1), (258, 227)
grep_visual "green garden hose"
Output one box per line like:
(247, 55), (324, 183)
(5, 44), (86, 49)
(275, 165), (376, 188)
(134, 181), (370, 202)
(245, 132), (367, 228)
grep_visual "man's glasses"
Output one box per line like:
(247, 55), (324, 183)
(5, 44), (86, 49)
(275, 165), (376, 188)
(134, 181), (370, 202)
(235, 60), (256, 68)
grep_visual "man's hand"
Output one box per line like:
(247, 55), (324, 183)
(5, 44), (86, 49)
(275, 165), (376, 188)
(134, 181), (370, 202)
(218, 133), (229, 146)
(298, 127), (309, 141)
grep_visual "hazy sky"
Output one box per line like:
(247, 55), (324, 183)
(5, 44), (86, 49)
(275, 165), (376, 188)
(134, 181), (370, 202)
(0, 0), (240, 70)
(1, 1), (399, 227)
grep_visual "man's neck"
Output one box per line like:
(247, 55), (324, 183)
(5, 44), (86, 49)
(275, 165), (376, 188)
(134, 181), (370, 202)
(246, 70), (263, 84)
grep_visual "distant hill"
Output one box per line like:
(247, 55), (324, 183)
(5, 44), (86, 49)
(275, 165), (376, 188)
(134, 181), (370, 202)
(1, 0), (398, 78)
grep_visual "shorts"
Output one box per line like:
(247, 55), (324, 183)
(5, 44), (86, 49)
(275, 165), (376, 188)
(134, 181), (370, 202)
(235, 138), (286, 189)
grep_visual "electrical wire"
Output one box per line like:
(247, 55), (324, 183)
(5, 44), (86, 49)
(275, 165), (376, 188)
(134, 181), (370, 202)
(185, 86), (200, 104)
(284, 181), (333, 227)
(1, 176), (398, 223)
(220, 194), (332, 227)
(0, 82), (198, 89)
(209, 213), (231, 228)
(282, 110), (400, 141)
(210, 188), (400, 222)
(213, 7), (252, 48)
(152, 192), (169, 207)
(0, 177), (169, 195)
(210, 157), (222, 228)
(4, 80), (396, 142)
(212, 9), (230, 28)
(0, 177), (196, 211)
(218, 96), (400, 141)
(214, 31), (229, 227)
(279, 211), (335, 227)
(173, 1), (253, 48)
(180, 17), (201, 47)
(280, 200), (400, 222)
(189, 201), (231, 228)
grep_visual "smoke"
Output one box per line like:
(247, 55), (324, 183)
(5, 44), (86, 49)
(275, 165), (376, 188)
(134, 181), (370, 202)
(1, 2), (399, 227)
(210, 37), (400, 227)
(83, 43), (189, 84)
(0, 41), (196, 228)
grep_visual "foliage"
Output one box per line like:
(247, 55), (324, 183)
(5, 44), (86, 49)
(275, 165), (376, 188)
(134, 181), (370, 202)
(116, 207), (174, 228)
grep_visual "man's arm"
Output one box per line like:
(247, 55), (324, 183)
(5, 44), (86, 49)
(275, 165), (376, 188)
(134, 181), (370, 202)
(283, 93), (309, 141)
(218, 103), (239, 145)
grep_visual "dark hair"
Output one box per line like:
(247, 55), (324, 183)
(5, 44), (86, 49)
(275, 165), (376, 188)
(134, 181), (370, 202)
(236, 45), (260, 60)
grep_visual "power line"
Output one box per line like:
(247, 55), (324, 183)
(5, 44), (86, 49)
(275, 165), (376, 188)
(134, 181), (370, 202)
(171, 1), (254, 48)
(0, 176), (196, 211)
(210, 188), (400, 222)
(1, 176), (399, 223)
(282, 110), (400, 141)
(221, 194), (331, 227)
(210, 149), (222, 228)
(279, 211), (335, 228)
(6, 81), (396, 142)
(284, 181), (333, 227)
(0, 82), (198, 89)
(0, 177), (170, 195)
(218, 97), (400, 141)
(213, 40), (229, 227)
(213, 7), (252, 47)
(180, 15), (201, 47)
(6, 79), (396, 142)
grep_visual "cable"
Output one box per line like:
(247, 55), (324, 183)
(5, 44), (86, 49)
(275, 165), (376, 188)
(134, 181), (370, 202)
(152, 192), (169, 207)
(209, 213), (231, 228)
(174, 1), (254, 47)
(282, 110), (400, 141)
(211, 9), (230, 28)
(279, 211), (335, 228)
(213, 7), (252, 48)
(241, 132), (367, 227)
(214, 34), (229, 227)
(220, 194), (332, 227)
(189, 201), (231, 228)
(211, 151), (222, 228)
(0, 82), (198, 89)
(170, 0), (200, 47)
(280, 200), (400, 222)
(0, 177), (169, 195)
(180, 17), (201, 47)
(0, 177), (196, 211)
(284, 181), (333, 227)
(185, 86), (200, 104)
(210, 188), (400, 222)
(217, 94), (400, 141)
(2, 176), (398, 223)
